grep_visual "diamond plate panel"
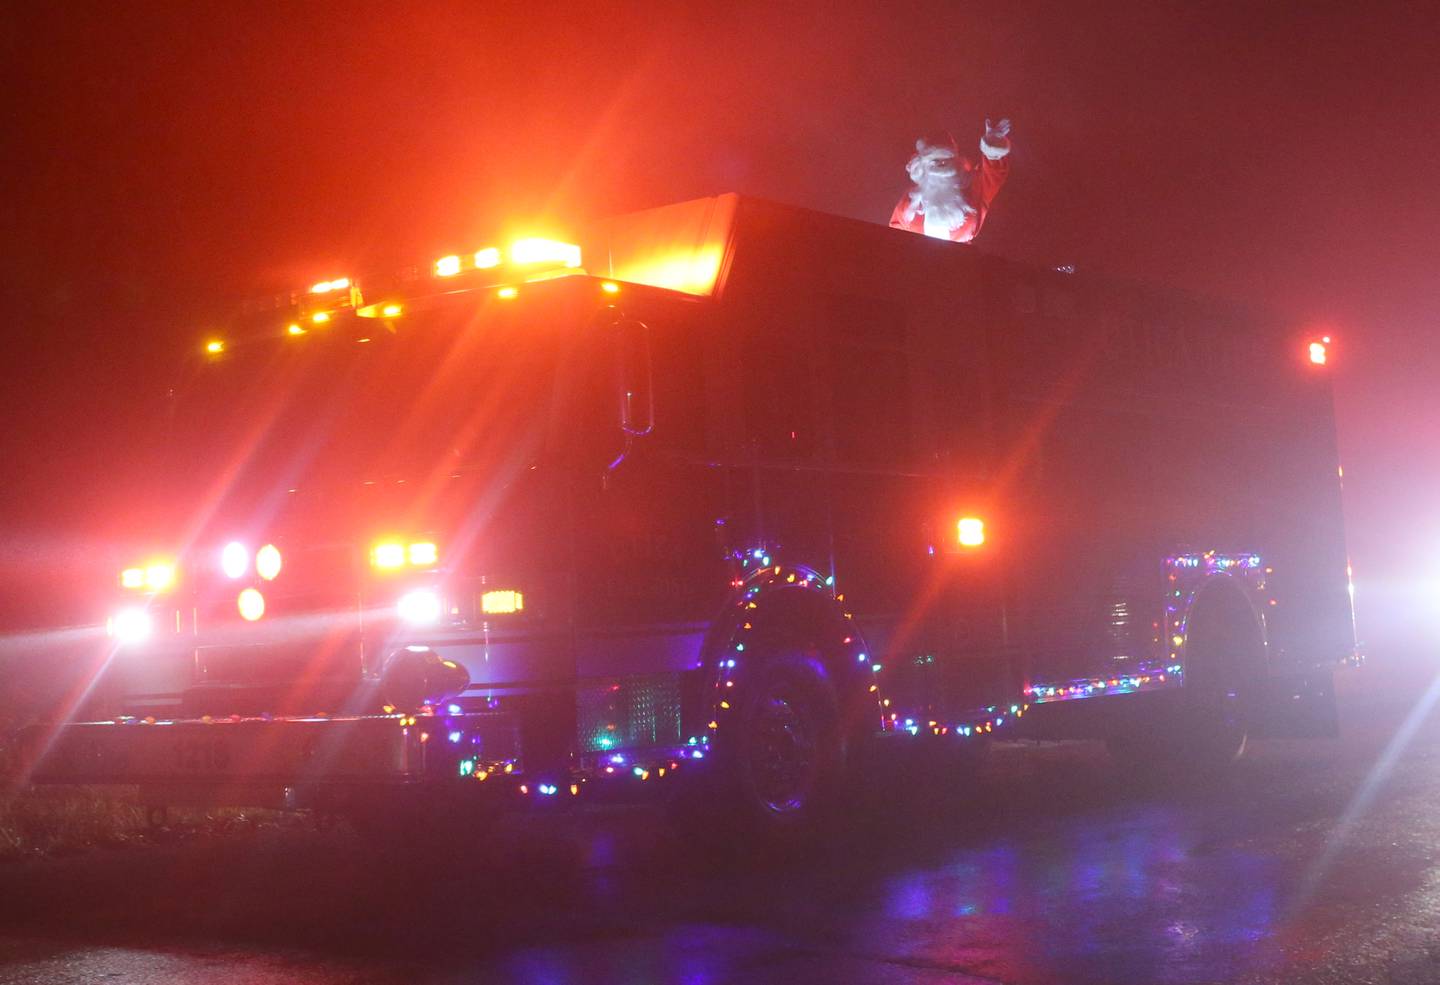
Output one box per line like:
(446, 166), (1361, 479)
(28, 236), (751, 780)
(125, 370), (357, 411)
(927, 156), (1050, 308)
(577, 674), (682, 753)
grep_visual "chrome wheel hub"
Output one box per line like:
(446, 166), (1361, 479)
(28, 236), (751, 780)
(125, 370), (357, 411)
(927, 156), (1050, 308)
(746, 691), (818, 814)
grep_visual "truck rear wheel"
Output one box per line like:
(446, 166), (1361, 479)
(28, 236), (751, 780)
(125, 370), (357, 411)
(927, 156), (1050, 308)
(1109, 583), (1260, 775)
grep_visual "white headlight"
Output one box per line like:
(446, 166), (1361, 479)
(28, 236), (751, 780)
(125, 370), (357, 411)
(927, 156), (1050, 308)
(108, 608), (152, 644)
(397, 588), (442, 625)
(221, 542), (249, 579)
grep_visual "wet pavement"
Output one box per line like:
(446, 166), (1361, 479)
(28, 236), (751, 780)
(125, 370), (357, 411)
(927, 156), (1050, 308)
(2, 657), (1440, 984)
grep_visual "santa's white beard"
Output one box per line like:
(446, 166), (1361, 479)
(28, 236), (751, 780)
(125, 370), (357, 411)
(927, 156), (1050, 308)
(909, 173), (974, 229)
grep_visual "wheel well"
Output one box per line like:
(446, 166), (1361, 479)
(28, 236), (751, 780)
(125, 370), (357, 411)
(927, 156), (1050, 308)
(741, 590), (853, 656)
(697, 576), (873, 750)
(1184, 577), (1266, 687)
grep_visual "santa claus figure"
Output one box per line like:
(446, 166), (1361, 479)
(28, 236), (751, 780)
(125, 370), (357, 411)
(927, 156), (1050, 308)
(890, 118), (1012, 243)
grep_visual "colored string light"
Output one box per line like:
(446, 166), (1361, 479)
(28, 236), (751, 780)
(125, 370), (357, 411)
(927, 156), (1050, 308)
(125, 547), (1276, 807)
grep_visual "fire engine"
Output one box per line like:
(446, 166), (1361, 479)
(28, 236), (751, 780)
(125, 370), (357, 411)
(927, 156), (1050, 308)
(26, 194), (1354, 837)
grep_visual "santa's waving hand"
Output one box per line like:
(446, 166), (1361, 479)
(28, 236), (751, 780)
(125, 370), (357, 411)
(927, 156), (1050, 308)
(890, 118), (1013, 243)
(983, 118), (1012, 154)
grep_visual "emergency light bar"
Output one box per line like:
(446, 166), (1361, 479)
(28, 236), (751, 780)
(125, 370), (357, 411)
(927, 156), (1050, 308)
(370, 540), (439, 571)
(585, 193), (738, 297)
(120, 561), (176, 592)
(432, 238), (584, 281)
(301, 283), (360, 322)
(510, 238), (581, 268)
(206, 195), (740, 348)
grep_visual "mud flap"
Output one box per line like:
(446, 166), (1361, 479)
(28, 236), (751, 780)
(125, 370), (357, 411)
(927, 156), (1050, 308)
(1246, 670), (1339, 739)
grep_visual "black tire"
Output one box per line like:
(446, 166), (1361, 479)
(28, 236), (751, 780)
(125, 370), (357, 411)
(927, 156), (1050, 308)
(671, 649), (847, 846)
(1108, 584), (1259, 775)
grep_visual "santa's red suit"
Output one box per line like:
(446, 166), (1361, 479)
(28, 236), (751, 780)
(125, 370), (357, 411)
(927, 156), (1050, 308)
(889, 129), (1011, 243)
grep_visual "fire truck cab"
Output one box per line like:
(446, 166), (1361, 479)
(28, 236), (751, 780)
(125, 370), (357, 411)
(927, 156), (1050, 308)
(29, 194), (1354, 835)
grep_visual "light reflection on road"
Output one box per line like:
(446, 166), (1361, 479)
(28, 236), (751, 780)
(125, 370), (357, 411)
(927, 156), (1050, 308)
(1, 663), (1437, 984)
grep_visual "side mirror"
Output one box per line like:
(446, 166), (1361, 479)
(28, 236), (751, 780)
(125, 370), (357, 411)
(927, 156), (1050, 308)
(616, 318), (655, 437)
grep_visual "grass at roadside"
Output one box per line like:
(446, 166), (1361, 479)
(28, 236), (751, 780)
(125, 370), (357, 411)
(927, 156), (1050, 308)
(0, 784), (297, 862)
(0, 682), (300, 861)
(0, 783), (303, 864)
(0, 785), (148, 859)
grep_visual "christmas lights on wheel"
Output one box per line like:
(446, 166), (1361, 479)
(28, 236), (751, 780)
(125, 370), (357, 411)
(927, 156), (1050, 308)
(672, 648), (847, 845)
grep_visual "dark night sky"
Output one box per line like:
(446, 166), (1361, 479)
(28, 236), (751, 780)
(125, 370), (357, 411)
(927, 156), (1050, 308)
(2, 2), (1437, 644)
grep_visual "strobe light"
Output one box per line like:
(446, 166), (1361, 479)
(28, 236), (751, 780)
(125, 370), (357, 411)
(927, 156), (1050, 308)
(108, 608), (152, 644)
(237, 588), (266, 622)
(397, 588), (442, 625)
(957, 517), (986, 548)
(370, 540), (439, 571)
(481, 589), (524, 615)
(256, 544), (282, 581)
(120, 561), (178, 592)
(221, 542), (249, 579)
(407, 542), (437, 566)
